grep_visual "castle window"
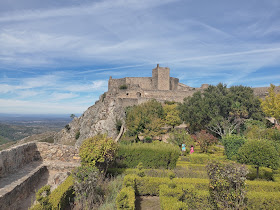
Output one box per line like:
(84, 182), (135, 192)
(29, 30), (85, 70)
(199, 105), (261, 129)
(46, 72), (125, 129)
(126, 93), (129, 96)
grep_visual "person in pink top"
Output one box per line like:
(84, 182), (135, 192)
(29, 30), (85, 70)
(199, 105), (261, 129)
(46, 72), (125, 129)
(190, 145), (194, 154)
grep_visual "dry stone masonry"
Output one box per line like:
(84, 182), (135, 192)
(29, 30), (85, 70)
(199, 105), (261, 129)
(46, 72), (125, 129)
(0, 142), (80, 210)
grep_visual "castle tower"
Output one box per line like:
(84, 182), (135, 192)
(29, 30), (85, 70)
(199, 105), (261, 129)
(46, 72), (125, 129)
(152, 64), (170, 90)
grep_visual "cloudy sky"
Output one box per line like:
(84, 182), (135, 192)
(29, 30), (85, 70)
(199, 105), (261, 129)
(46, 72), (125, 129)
(0, 0), (280, 114)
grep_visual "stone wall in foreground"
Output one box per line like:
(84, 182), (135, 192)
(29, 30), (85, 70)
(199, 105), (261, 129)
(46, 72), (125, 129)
(0, 142), (80, 178)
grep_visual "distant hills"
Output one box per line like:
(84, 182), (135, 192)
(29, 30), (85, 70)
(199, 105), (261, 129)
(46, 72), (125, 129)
(0, 114), (76, 145)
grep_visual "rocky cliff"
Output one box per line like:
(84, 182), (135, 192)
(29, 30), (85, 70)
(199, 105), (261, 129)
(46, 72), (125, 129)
(54, 95), (125, 147)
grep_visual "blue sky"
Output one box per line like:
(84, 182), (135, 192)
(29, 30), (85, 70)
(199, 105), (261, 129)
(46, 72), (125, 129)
(0, 0), (280, 114)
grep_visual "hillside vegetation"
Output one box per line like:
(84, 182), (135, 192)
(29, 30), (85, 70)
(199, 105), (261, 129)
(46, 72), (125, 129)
(29, 83), (280, 209)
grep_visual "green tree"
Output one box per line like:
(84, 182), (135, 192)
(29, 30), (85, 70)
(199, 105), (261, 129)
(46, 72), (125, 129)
(163, 104), (182, 128)
(79, 134), (118, 173)
(237, 139), (280, 178)
(70, 114), (76, 119)
(178, 83), (264, 137)
(261, 84), (280, 124)
(126, 100), (165, 138)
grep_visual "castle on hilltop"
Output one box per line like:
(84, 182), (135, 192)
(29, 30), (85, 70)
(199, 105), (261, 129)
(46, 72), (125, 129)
(105, 64), (279, 107)
(106, 64), (209, 106)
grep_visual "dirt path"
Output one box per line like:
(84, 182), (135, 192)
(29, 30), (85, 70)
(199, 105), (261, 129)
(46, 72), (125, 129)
(135, 196), (161, 210)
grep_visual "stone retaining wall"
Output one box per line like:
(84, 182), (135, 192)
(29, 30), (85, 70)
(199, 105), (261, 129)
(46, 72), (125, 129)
(0, 142), (41, 178)
(36, 142), (80, 162)
(0, 166), (48, 210)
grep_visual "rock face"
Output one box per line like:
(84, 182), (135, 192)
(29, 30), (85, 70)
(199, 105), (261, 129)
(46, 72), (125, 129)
(54, 96), (126, 147)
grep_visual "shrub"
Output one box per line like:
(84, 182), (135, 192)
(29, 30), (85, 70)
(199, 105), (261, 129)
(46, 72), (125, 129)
(192, 130), (218, 153)
(72, 166), (104, 209)
(206, 161), (248, 209)
(119, 84), (128, 89)
(35, 185), (52, 209)
(237, 139), (280, 178)
(49, 175), (74, 210)
(75, 131), (80, 140)
(79, 134), (118, 172)
(116, 186), (135, 210)
(116, 142), (180, 169)
(222, 135), (246, 160)
(30, 176), (74, 210)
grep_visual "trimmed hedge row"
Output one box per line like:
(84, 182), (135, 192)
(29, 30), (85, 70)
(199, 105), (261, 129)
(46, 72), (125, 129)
(247, 165), (274, 181)
(116, 186), (135, 210)
(159, 184), (210, 210)
(116, 142), (180, 169)
(247, 191), (280, 209)
(108, 168), (176, 178)
(123, 175), (209, 195)
(178, 153), (226, 164)
(246, 180), (280, 192)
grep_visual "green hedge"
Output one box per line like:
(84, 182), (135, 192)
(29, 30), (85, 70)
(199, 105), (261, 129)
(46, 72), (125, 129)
(246, 180), (280, 192)
(247, 165), (274, 181)
(116, 186), (135, 210)
(159, 184), (211, 210)
(181, 153), (226, 164)
(247, 191), (280, 209)
(123, 175), (209, 196)
(30, 175), (74, 210)
(116, 142), (180, 169)
(222, 135), (246, 160)
(49, 175), (74, 209)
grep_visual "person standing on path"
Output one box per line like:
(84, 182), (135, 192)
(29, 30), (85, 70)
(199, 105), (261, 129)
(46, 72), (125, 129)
(190, 145), (194, 154)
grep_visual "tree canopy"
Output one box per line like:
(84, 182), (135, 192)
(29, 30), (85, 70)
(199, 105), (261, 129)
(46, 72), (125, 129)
(237, 139), (279, 178)
(125, 100), (165, 138)
(178, 83), (264, 137)
(261, 84), (280, 124)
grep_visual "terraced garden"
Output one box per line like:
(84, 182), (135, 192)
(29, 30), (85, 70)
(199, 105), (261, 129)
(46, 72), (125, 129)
(115, 145), (280, 210)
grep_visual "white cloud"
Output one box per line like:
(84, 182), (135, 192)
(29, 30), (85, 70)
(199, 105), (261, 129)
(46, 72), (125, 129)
(0, 98), (88, 114)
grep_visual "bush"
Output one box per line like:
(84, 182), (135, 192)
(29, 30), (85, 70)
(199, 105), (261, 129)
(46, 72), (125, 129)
(116, 142), (180, 169)
(79, 134), (118, 172)
(192, 130), (218, 153)
(30, 176), (74, 210)
(75, 131), (80, 140)
(206, 161), (248, 209)
(72, 166), (104, 209)
(119, 84), (128, 89)
(116, 186), (135, 210)
(222, 135), (246, 160)
(49, 175), (74, 210)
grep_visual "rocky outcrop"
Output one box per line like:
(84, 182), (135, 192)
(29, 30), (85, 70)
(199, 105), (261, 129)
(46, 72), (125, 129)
(54, 95), (126, 147)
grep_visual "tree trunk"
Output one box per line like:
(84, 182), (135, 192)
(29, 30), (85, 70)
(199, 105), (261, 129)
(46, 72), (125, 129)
(256, 166), (259, 179)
